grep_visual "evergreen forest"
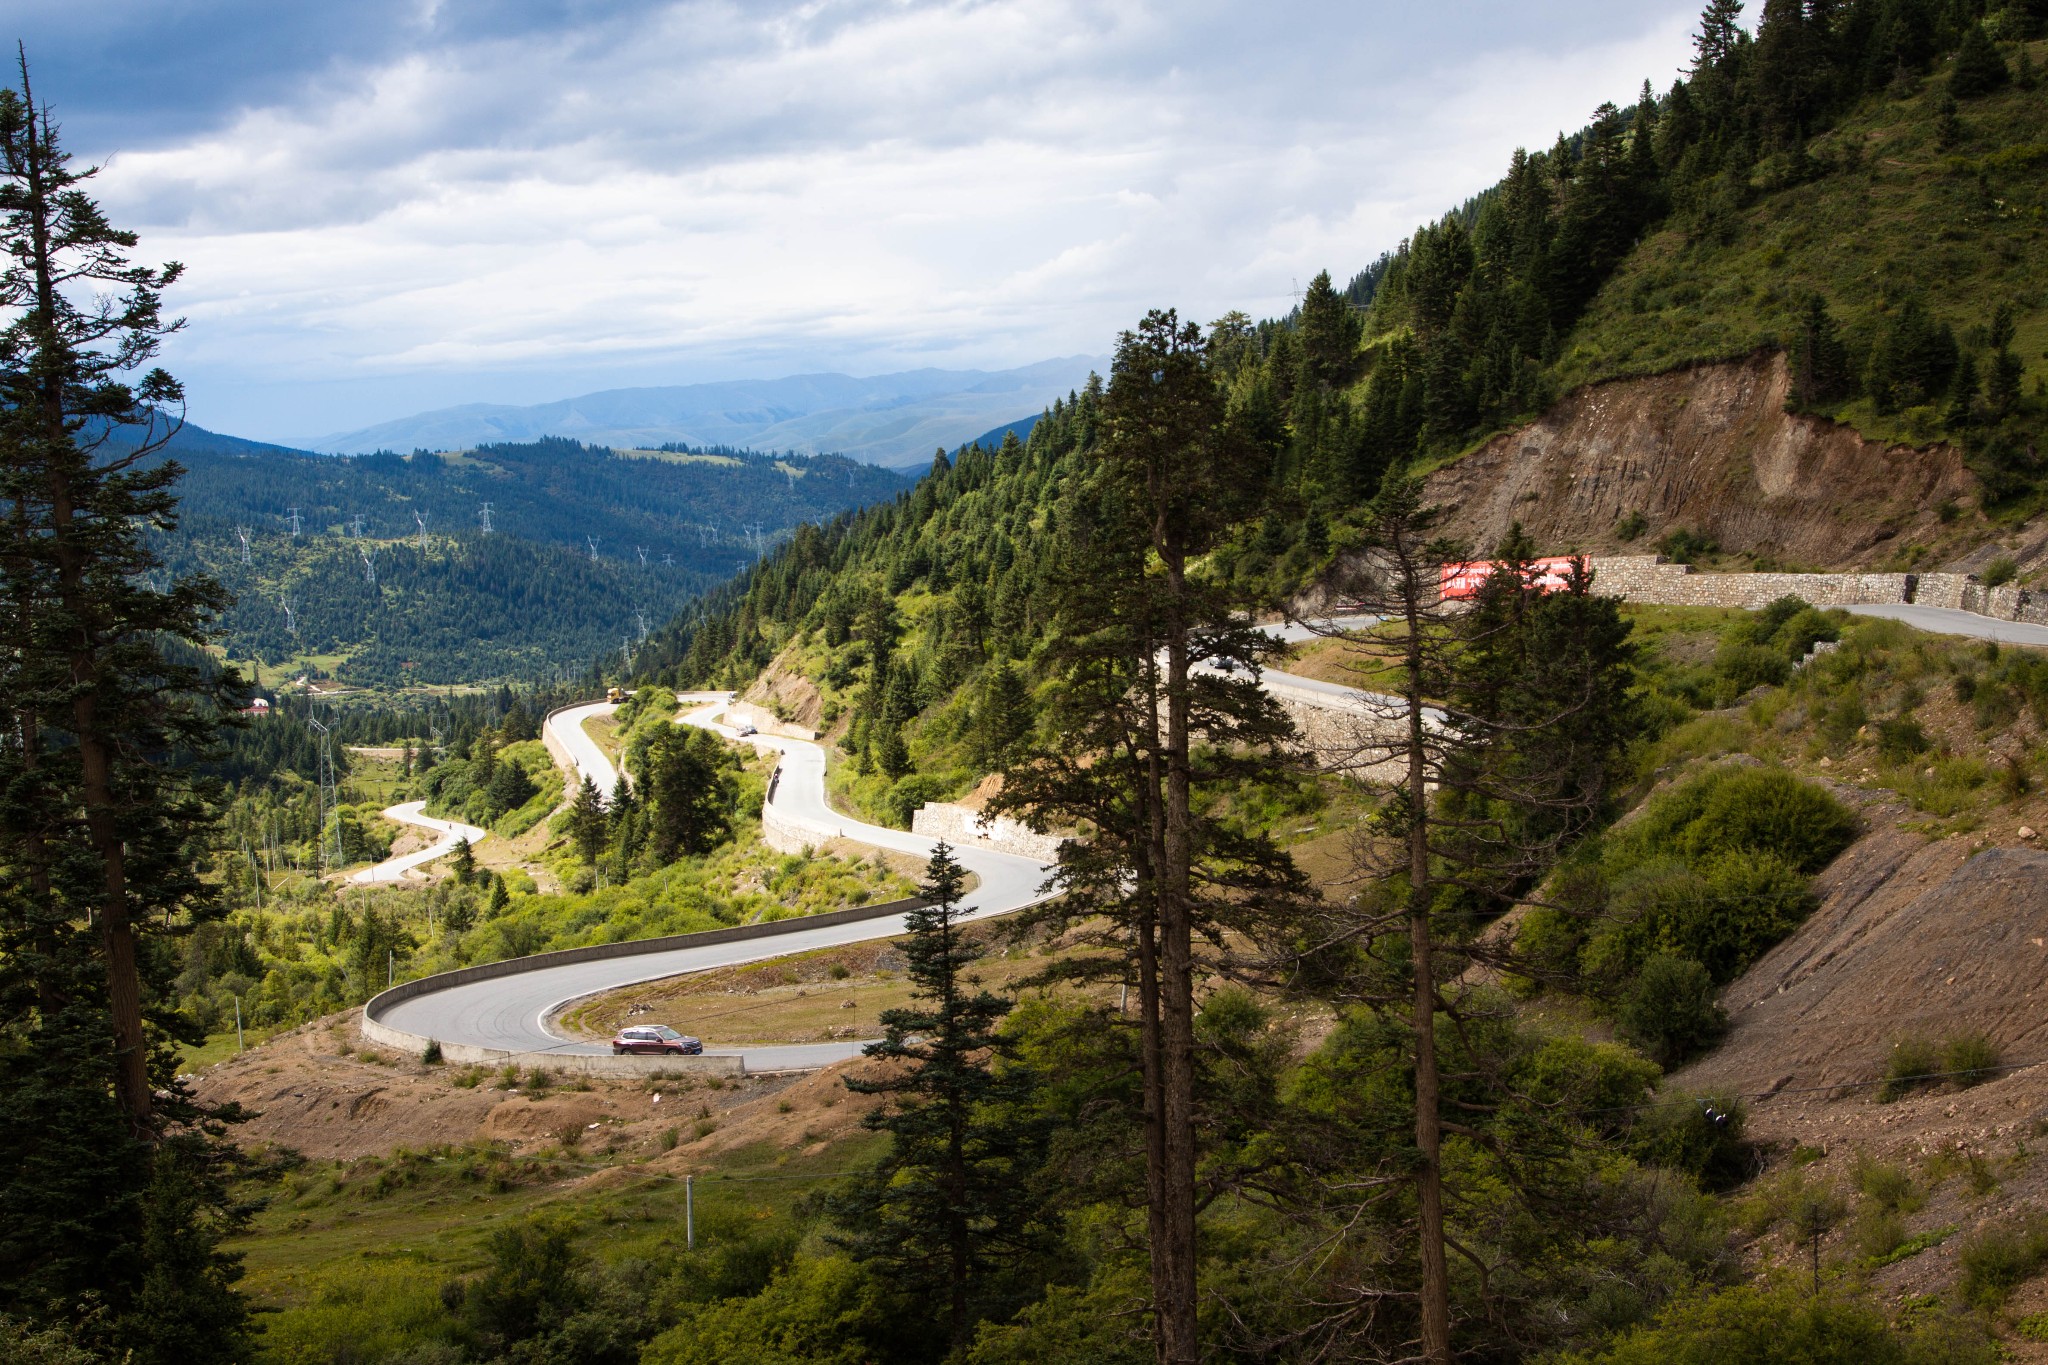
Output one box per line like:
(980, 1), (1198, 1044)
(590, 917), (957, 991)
(150, 433), (908, 685)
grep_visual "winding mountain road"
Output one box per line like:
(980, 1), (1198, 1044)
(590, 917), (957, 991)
(371, 694), (1058, 1071)
(350, 802), (488, 885)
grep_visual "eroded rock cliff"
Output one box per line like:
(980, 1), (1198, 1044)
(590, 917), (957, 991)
(1423, 352), (1977, 569)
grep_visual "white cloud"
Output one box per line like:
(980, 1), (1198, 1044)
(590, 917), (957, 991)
(79, 0), (1702, 439)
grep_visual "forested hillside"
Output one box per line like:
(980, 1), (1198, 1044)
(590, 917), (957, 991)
(645, 7), (2047, 796)
(146, 437), (907, 685)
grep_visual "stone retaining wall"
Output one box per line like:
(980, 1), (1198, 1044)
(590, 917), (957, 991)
(758, 766), (845, 854)
(1582, 556), (2048, 625)
(910, 802), (1065, 861)
(540, 701), (582, 787)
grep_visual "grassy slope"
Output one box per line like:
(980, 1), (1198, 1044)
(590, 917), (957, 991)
(1557, 41), (2048, 446)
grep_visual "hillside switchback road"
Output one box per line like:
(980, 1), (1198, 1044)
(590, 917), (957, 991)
(350, 802), (489, 885)
(368, 603), (2041, 1070)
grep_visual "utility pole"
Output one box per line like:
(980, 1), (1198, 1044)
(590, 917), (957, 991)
(685, 1175), (694, 1249)
(234, 994), (244, 1052)
(308, 715), (341, 871)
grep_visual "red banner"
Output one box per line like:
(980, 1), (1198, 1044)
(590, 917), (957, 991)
(1439, 556), (1583, 601)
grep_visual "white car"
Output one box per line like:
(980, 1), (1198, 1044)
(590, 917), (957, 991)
(735, 721), (758, 736)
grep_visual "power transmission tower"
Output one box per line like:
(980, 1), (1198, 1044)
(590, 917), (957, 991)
(286, 507), (302, 537)
(621, 638), (634, 672)
(636, 610), (649, 643)
(662, 552), (674, 568)
(351, 513), (365, 537)
(414, 510), (428, 552)
(479, 502), (493, 535)
(235, 526), (252, 565)
(280, 594), (298, 638)
(586, 536), (601, 562)
(360, 545), (378, 585)
(307, 716), (343, 871)
(635, 545), (647, 567)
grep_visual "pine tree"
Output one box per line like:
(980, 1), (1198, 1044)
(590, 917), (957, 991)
(1299, 488), (1640, 1363)
(875, 724), (912, 780)
(484, 757), (536, 818)
(828, 844), (1053, 1349)
(969, 663), (1033, 773)
(567, 776), (608, 865)
(989, 309), (1307, 1364)
(1790, 294), (1853, 408)
(1949, 22), (2011, 98)
(0, 59), (249, 1352)
(642, 726), (736, 861)
(1695, 0), (1746, 71)
(449, 836), (476, 885)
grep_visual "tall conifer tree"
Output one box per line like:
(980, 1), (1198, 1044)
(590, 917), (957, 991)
(0, 57), (249, 1356)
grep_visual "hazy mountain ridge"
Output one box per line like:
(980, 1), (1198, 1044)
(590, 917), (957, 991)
(308, 356), (1104, 465)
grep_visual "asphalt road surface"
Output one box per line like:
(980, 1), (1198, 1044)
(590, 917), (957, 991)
(1845, 603), (2048, 647)
(350, 802), (489, 885)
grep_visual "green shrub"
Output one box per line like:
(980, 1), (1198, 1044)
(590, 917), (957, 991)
(1559, 1281), (1996, 1364)
(1627, 1092), (1750, 1188)
(1942, 1031), (2001, 1087)
(1608, 766), (1857, 878)
(1876, 717), (1930, 764)
(1591, 852), (1813, 985)
(1851, 1157), (1923, 1215)
(1715, 642), (1792, 694)
(1980, 555), (2018, 588)
(1615, 955), (1726, 1066)
(1879, 1036), (1942, 1102)
(1958, 1214), (2048, 1309)
(1675, 769), (1858, 873)
(1657, 528), (1719, 563)
(422, 1039), (443, 1065)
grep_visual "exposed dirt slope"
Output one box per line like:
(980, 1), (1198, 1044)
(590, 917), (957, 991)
(1424, 352), (1978, 568)
(1681, 839), (2048, 1099)
(192, 1011), (874, 1163)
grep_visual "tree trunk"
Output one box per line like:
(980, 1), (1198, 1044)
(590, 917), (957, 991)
(1401, 551), (1453, 1365)
(1154, 559), (1201, 1365)
(23, 104), (153, 1134)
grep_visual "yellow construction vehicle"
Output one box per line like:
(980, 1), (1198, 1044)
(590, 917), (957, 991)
(605, 686), (627, 704)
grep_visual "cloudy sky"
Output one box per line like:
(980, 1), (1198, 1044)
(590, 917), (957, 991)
(10, 1), (1701, 444)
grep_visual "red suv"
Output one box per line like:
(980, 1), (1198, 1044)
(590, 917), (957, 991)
(610, 1024), (703, 1056)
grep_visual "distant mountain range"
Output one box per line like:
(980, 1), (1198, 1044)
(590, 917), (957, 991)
(307, 357), (1104, 466)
